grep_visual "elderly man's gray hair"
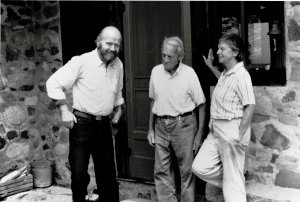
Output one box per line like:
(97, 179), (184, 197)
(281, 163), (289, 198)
(161, 36), (184, 60)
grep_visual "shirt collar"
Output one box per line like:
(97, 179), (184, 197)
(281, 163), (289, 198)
(222, 61), (244, 76)
(93, 48), (117, 68)
(164, 62), (182, 77)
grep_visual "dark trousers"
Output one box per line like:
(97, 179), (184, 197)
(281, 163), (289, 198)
(69, 116), (119, 202)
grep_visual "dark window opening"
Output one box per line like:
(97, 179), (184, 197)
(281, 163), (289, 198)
(205, 1), (286, 86)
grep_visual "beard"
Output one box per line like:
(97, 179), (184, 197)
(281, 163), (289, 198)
(98, 44), (118, 64)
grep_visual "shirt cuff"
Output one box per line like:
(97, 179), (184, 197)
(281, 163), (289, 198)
(47, 92), (66, 100)
(195, 98), (206, 106)
(114, 97), (124, 107)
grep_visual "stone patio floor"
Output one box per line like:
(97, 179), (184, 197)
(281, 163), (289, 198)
(1, 179), (159, 202)
(3, 179), (299, 202)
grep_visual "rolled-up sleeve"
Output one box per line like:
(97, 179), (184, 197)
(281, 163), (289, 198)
(114, 64), (124, 107)
(237, 71), (255, 106)
(46, 56), (81, 100)
(189, 70), (206, 106)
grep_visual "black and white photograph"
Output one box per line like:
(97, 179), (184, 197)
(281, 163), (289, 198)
(0, 1), (300, 202)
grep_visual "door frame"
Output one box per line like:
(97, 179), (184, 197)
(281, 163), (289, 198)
(123, 2), (192, 179)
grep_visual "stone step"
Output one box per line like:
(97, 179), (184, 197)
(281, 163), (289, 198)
(121, 199), (156, 202)
(206, 182), (300, 202)
(246, 182), (300, 202)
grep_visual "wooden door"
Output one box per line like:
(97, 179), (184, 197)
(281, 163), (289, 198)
(123, 2), (192, 180)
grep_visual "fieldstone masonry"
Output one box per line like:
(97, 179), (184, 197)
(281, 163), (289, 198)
(1, 1), (300, 201)
(0, 1), (72, 187)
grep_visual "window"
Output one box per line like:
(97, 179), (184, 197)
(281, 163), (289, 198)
(212, 1), (286, 86)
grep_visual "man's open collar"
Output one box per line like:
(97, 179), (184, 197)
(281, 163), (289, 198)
(93, 48), (117, 68)
(164, 62), (182, 77)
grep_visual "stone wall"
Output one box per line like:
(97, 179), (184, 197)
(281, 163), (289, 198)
(0, 1), (71, 186)
(246, 1), (300, 189)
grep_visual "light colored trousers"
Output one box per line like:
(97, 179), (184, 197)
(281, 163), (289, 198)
(192, 118), (250, 202)
(154, 114), (197, 202)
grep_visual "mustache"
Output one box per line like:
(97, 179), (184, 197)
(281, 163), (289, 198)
(107, 50), (118, 57)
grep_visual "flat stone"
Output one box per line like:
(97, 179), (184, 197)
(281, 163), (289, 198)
(206, 182), (300, 202)
(0, 125), (6, 134)
(3, 105), (27, 125)
(25, 96), (38, 106)
(6, 142), (29, 158)
(247, 182), (300, 202)
(254, 96), (272, 115)
(281, 91), (296, 103)
(121, 199), (156, 202)
(252, 113), (270, 123)
(260, 124), (290, 150)
(275, 169), (300, 189)
(278, 112), (298, 126)
(4, 185), (72, 202)
(53, 143), (68, 156)
(290, 61), (300, 81)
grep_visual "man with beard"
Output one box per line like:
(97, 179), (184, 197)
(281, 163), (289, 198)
(46, 26), (123, 202)
(147, 36), (206, 202)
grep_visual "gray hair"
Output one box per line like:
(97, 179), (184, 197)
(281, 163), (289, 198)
(161, 36), (184, 60)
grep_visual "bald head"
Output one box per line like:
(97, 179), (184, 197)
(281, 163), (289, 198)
(95, 26), (122, 47)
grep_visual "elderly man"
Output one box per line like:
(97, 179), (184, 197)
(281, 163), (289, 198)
(147, 36), (206, 202)
(46, 26), (123, 202)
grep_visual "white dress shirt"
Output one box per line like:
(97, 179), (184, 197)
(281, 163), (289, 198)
(46, 48), (124, 116)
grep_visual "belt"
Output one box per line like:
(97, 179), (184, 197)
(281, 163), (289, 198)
(158, 111), (193, 120)
(73, 109), (110, 121)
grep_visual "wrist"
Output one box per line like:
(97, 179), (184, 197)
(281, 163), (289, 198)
(59, 104), (69, 112)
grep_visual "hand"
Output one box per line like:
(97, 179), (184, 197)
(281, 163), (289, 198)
(111, 115), (120, 125)
(202, 48), (214, 68)
(61, 109), (77, 129)
(239, 125), (247, 139)
(147, 130), (155, 147)
(111, 105), (122, 125)
(193, 131), (204, 155)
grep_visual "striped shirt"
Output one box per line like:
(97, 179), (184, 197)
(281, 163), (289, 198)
(210, 62), (255, 120)
(149, 63), (206, 116)
(46, 48), (124, 116)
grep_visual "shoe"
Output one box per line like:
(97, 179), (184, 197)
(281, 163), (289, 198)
(85, 189), (99, 202)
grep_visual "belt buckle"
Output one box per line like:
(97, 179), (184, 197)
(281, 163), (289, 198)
(95, 116), (102, 121)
